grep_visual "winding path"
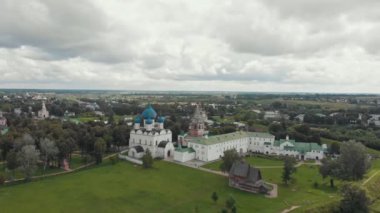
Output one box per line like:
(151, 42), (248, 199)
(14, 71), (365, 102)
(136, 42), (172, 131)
(362, 170), (380, 186)
(281, 206), (300, 213)
(4, 153), (120, 184)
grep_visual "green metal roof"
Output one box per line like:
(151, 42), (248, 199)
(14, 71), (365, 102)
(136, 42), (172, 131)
(175, 147), (195, 153)
(1, 128), (8, 135)
(190, 131), (274, 146)
(274, 139), (323, 153)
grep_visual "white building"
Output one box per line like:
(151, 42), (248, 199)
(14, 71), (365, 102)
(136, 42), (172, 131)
(174, 106), (326, 163)
(175, 132), (325, 162)
(0, 111), (7, 129)
(294, 114), (305, 123)
(128, 105), (175, 159)
(37, 101), (49, 119)
(263, 111), (281, 120)
(368, 114), (380, 127)
(14, 108), (22, 116)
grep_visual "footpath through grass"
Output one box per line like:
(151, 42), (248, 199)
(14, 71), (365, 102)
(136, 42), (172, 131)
(0, 159), (342, 213)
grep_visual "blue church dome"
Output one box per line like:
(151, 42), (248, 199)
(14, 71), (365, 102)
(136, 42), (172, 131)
(157, 116), (165, 123)
(134, 116), (141, 123)
(142, 105), (157, 119)
(145, 118), (153, 125)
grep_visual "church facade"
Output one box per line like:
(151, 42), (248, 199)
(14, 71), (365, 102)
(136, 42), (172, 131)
(128, 105), (175, 159)
(0, 111), (7, 129)
(173, 105), (326, 162)
(37, 101), (49, 119)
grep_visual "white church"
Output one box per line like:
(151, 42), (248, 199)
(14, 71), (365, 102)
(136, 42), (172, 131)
(37, 101), (49, 119)
(173, 105), (326, 162)
(128, 105), (175, 159)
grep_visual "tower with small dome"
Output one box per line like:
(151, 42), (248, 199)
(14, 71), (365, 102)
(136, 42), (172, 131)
(128, 105), (174, 159)
(0, 111), (7, 129)
(189, 104), (208, 137)
(37, 101), (49, 119)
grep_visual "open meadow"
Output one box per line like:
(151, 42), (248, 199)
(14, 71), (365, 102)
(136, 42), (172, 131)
(0, 159), (346, 213)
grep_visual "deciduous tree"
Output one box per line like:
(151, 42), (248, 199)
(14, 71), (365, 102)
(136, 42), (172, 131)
(142, 149), (153, 169)
(220, 149), (240, 172)
(17, 145), (40, 181)
(282, 156), (297, 185)
(338, 141), (370, 180)
(319, 158), (339, 188)
(94, 138), (106, 164)
(225, 195), (236, 210)
(340, 184), (369, 213)
(211, 192), (218, 203)
(6, 150), (18, 180)
(40, 138), (59, 173)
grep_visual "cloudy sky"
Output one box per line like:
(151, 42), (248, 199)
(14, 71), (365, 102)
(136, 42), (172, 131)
(1, 0), (380, 93)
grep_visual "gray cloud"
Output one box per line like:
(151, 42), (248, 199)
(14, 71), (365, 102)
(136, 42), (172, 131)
(0, 0), (379, 93)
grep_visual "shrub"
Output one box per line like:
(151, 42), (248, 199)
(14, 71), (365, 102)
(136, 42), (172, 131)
(0, 174), (5, 185)
(109, 155), (119, 165)
(81, 155), (93, 164)
(313, 181), (319, 188)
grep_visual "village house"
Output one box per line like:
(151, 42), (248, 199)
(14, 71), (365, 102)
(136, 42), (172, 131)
(368, 114), (380, 127)
(294, 114), (305, 123)
(263, 111), (281, 120)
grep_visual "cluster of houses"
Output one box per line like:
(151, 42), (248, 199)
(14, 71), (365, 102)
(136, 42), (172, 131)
(368, 114), (380, 127)
(0, 101), (50, 128)
(263, 109), (380, 127)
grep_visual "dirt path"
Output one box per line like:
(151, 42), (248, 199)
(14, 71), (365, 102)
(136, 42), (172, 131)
(362, 170), (380, 186)
(4, 153), (119, 184)
(265, 183), (278, 198)
(281, 205), (300, 213)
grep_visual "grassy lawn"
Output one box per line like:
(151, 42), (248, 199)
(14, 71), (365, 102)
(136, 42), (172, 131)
(211, 115), (235, 123)
(77, 116), (99, 123)
(251, 122), (269, 132)
(203, 156), (284, 171)
(0, 160), (342, 213)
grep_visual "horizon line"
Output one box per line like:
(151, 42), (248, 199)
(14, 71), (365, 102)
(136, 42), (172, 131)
(0, 87), (379, 96)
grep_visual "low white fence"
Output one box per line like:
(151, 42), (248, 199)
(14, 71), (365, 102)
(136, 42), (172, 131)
(118, 150), (143, 165)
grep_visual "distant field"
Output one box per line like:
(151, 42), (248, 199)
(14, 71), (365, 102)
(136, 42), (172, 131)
(254, 98), (369, 110)
(211, 115), (235, 123)
(77, 116), (99, 123)
(0, 160), (343, 213)
(252, 122), (269, 132)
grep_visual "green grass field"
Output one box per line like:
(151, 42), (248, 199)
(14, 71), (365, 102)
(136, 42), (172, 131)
(203, 156), (284, 171)
(0, 159), (343, 213)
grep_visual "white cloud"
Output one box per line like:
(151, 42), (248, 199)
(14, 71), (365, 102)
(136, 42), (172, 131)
(0, 0), (379, 93)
